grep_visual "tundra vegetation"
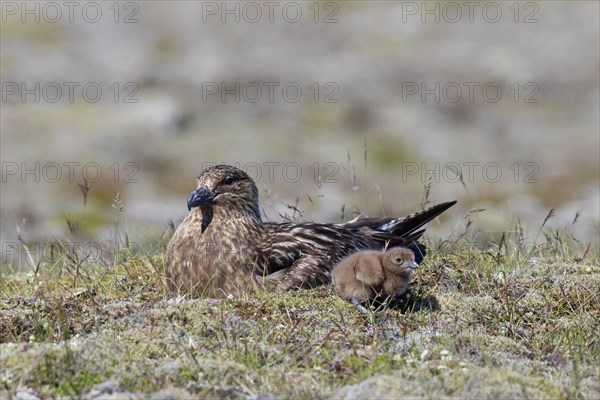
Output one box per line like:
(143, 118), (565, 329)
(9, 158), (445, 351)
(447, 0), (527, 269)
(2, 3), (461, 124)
(1, 202), (598, 399)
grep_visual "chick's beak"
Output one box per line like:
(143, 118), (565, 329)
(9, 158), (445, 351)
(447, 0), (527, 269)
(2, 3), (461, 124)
(187, 185), (216, 210)
(406, 261), (419, 270)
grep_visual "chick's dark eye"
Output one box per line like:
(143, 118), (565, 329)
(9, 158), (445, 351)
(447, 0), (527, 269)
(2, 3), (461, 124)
(222, 176), (235, 185)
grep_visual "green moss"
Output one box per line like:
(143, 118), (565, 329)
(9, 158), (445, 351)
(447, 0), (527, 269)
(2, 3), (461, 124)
(56, 373), (103, 396)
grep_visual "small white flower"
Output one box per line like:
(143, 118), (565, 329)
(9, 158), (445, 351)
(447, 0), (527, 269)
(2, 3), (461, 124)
(496, 272), (505, 283)
(440, 349), (452, 361)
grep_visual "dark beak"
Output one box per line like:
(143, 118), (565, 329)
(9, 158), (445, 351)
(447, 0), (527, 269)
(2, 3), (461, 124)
(406, 261), (419, 270)
(187, 185), (216, 210)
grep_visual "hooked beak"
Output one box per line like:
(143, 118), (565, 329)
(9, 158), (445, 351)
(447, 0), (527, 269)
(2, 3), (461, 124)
(406, 261), (419, 270)
(187, 185), (216, 210)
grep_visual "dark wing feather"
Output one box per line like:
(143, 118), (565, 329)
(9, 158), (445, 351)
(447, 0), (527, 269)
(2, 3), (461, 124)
(257, 222), (377, 273)
(340, 201), (457, 236)
(337, 200), (456, 262)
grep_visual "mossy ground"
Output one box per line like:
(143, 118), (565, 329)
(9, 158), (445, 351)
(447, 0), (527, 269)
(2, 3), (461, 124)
(1, 231), (598, 399)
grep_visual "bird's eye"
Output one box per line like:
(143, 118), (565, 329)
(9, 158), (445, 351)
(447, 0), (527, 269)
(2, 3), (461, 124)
(222, 176), (235, 185)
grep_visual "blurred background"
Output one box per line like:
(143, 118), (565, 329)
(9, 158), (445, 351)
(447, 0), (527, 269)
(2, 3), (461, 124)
(1, 1), (598, 266)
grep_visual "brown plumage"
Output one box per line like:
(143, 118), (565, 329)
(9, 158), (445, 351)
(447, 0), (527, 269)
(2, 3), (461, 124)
(332, 247), (417, 303)
(165, 164), (456, 298)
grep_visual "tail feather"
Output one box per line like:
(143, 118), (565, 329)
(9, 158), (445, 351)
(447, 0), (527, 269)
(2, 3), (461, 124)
(386, 201), (457, 237)
(343, 201), (456, 263)
(385, 201), (456, 263)
(341, 201), (457, 238)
